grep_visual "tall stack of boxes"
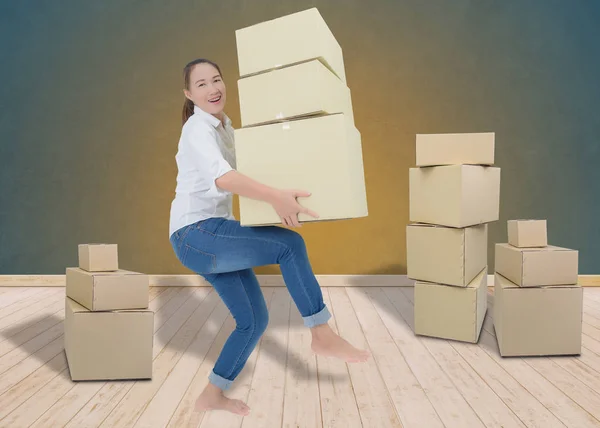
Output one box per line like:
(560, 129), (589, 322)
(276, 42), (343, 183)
(233, 8), (368, 226)
(494, 220), (582, 356)
(64, 243), (154, 381)
(407, 132), (501, 343)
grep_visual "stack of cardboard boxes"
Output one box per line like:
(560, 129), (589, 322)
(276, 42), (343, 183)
(407, 132), (501, 343)
(494, 220), (582, 356)
(233, 8), (368, 226)
(64, 243), (154, 381)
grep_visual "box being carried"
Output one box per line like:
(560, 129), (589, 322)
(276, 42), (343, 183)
(238, 59), (354, 127)
(235, 8), (346, 83)
(234, 113), (367, 226)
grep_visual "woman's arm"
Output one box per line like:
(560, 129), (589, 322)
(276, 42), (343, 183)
(216, 170), (319, 227)
(216, 170), (279, 203)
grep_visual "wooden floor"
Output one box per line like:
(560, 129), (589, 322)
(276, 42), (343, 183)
(0, 285), (600, 428)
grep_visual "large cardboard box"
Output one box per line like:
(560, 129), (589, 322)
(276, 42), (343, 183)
(78, 243), (118, 272)
(493, 273), (582, 356)
(507, 219), (547, 248)
(66, 267), (149, 311)
(235, 8), (346, 83)
(238, 59), (354, 127)
(409, 165), (500, 228)
(414, 268), (488, 343)
(407, 223), (487, 287)
(416, 132), (495, 167)
(234, 113), (367, 226)
(495, 243), (578, 287)
(64, 297), (154, 381)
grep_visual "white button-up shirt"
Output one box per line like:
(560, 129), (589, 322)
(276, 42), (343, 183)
(169, 105), (236, 237)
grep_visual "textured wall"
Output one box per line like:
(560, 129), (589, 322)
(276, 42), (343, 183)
(1, 0), (598, 275)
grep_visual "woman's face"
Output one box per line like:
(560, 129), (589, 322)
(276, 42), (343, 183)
(184, 63), (226, 117)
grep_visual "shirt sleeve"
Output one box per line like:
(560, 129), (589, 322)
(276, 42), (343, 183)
(185, 121), (234, 183)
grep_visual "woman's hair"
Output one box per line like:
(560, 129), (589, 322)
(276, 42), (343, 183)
(182, 58), (222, 125)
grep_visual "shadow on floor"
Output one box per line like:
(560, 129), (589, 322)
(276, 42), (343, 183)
(0, 311), (65, 378)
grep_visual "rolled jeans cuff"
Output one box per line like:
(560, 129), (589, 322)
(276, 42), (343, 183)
(302, 305), (331, 328)
(208, 369), (233, 391)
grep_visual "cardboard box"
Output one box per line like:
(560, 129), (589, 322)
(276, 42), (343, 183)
(235, 8), (346, 83)
(407, 223), (487, 287)
(66, 267), (149, 311)
(78, 243), (118, 272)
(495, 243), (578, 287)
(414, 268), (488, 343)
(508, 219), (547, 248)
(238, 59), (354, 127)
(234, 113), (367, 226)
(64, 297), (154, 381)
(416, 132), (495, 166)
(409, 165), (500, 228)
(493, 273), (582, 356)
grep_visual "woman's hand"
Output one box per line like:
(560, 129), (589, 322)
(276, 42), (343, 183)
(270, 189), (319, 227)
(214, 171), (319, 227)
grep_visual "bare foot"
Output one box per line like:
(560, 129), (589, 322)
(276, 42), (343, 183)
(310, 323), (370, 362)
(194, 383), (250, 416)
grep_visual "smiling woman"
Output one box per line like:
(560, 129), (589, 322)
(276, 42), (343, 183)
(167, 58), (370, 417)
(181, 59), (226, 126)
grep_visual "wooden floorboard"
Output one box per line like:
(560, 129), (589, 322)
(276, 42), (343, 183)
(0, 286), (598, 428)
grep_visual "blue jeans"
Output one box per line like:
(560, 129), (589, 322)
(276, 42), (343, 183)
(169, 217), (331, 391)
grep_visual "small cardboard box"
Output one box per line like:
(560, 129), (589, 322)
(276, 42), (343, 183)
(409, 165), (501, 228)
(78, 243), (118, 272)
(66, 267), (149, 311)
(235, 8), (346, 83)
(407, 223), (487, 287)
(234, 113), (367, 226)
(415, 132), (495, 166)
(238, 59), (354, 127)
(493, 273), (582, 357)
(414, 268), (488, 343)
(495, 243), (578, 287)
(64, 297), (154, 381)
(507, 219), (547, 248)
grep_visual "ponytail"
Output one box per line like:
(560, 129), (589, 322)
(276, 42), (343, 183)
(182, 98), (195, 126)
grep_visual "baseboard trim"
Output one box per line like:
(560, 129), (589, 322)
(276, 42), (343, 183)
(0, 274), (598, 287)
(0, 274), (414, 287)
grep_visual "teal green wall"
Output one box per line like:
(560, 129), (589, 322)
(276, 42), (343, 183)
(1, 1), (598, 275)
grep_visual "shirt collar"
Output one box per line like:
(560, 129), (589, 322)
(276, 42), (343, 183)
(193, 105), (231, 128)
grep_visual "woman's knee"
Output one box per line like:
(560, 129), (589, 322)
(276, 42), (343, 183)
(255, 309), (269, 335)
(280, 228), (306, 252)
(235, 306), (269, 335)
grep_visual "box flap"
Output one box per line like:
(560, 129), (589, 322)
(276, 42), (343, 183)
(66, 296), (91, 313)
(494, 272), (519, 289)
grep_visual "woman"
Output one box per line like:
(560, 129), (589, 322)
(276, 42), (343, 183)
(169, 58), (370, 416)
